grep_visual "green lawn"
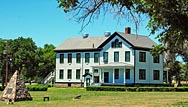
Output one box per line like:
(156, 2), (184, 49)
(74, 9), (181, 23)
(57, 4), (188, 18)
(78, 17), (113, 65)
(0, 88), (188, 107)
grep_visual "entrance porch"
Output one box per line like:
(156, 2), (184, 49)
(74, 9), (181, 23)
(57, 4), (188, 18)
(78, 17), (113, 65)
(92, 62), (134, 86)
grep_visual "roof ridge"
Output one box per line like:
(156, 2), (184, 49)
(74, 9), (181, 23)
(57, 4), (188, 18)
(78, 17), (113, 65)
(116, 31), (149, 37)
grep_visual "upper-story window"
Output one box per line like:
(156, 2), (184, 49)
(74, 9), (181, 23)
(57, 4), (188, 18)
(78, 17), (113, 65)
(139, 52), (146, 62)
(85, 69), (89, 74)
(85, 53), (90, 63)
(76, 53), (81, 63)
(68, 53), (72, 63)
(94, 53), (99, 63)
(103, 52), (108, 63)
(112, 39), (122, 48)
(60, 54), (64, 63)
(125, 51), (130, 62)
(153, 55), (160, 63)
(114, 51), (119, 62)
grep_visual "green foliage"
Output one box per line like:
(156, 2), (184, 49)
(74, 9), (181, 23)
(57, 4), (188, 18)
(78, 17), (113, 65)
(179, 63), (188, 81)
(150, 44), (165, 56)
(26, 84), (48, 91)
(37, 44), (55, 80)
(0, 37), (55, 85)
(0, 85), (3, 91)
(86, 86), (188, 92)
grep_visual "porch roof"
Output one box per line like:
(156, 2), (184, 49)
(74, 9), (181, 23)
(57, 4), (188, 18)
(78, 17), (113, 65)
(92, 62), (134, 68)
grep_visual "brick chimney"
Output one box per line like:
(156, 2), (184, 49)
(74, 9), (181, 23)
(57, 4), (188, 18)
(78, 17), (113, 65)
(125, 27), (131, 34)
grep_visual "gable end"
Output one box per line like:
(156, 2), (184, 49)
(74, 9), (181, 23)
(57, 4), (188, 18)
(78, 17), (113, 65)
(98, 32), (134, 48)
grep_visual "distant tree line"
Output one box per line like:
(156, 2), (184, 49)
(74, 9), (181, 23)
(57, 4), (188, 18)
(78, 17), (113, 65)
(0, 37), (55, 88)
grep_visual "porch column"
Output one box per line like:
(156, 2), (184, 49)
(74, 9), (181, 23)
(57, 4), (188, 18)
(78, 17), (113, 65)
(113, 68), (115, 83)
(124, 67), (125, 84)
(92, 67), (94, 83)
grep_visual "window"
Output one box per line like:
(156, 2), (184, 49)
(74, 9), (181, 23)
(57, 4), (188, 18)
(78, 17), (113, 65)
(59, 69), (64, 79)
(60, 54), (64, 63)
(153, 55), (160, 63)
(153, 70), (160, 80)
(139, 69), (146, 80)
(68, 53), (72, 63)
(111, 39), (122, 48)
(67, 69), (72, 79)
(85, 69), (89, 74)
(76, 69), (80, 79)
(125, 51), (130, 62)
(114, 69), (119, 79)
(85, 53), (90, 63)
(103, 52), (108, 63)
(76, 53), (81, 63)
(139, 52), (146, 62)
(94, 76), (99, 83)
(94, 53), (99, 63)
(126, 69), (130, 79)
(163, 71), (167, 83)
(114, 52), (119, 62)
(94, 69), (98, 73)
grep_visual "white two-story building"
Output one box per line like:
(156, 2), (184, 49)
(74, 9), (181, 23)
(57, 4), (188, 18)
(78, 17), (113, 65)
(54, 27), (163, 87)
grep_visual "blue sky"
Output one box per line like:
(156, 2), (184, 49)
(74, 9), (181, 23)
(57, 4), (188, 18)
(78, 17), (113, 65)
(0, 0), (158, 47)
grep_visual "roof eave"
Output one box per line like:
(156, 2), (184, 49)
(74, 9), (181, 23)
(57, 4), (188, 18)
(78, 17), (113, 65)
(133, 46), (152, 51)
(54, 48), (102, 52)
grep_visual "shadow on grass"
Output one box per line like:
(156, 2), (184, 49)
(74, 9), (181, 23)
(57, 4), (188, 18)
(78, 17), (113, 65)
(173, 101), (188, 106)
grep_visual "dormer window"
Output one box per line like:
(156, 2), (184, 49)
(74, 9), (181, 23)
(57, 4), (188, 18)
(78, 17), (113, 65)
(112, 39), (122, 48)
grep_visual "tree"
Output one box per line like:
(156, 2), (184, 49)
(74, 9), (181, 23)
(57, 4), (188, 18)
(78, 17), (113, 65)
(179, 62), (187, 82)
(8, 37), (38, 81)
(37, 44), (55, 81)
(0, 37), (56, 88)
(0, 39), (7, 89)
(57, 0), (188, 34)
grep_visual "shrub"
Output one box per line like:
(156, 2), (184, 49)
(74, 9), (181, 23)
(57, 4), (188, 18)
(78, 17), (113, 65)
(0, 86), (3, 91)
(27, 84), (48, 91)
(86, 86), (188, 92)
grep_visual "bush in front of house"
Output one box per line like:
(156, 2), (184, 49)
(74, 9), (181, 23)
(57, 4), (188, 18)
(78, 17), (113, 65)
(0, 86), (3, 91)
(26, 84), (48, 91)
(86, 86), (188, 92)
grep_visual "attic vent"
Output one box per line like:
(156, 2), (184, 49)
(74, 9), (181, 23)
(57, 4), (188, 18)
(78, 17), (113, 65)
(83, 33), (89, 38)
(104, 31), (111, 37)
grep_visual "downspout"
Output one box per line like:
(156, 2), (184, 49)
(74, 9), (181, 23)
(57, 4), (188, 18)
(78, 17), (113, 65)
(149, 51), (150, 85)
(98, 51), (101, 85)
(81, 52), (84, 87)
(99, 51), (100, 65)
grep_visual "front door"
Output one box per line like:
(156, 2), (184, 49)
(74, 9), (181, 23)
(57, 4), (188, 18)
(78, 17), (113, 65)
(86, 78), (90, 86)
(104, 72), (109, 83)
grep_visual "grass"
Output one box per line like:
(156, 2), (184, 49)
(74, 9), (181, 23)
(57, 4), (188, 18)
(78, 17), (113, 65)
(1, 88), (188, 107)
